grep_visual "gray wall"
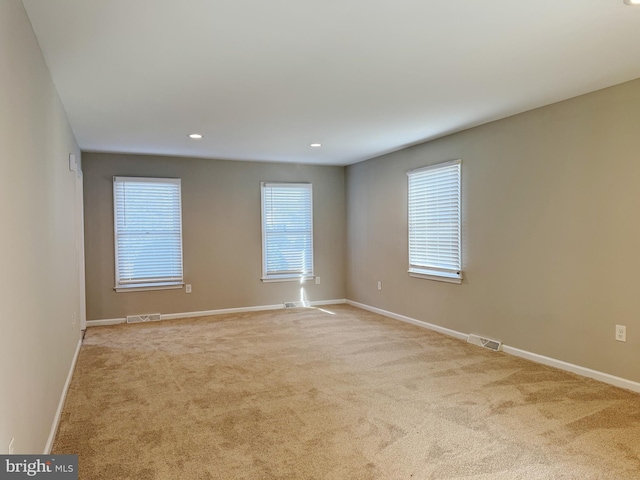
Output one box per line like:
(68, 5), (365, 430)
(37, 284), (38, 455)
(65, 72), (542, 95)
(0, 0), (82, 453)
(83, 153), (346, 320)
(346, 78), (640, 384)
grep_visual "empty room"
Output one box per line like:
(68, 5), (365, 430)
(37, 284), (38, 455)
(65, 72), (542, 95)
(2, 0), (640, 478)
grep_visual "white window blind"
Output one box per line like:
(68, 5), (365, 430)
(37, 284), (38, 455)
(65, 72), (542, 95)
(261, 182), (313, 281)
(113, 177), (184, 291)
(407, 159), (462, 283)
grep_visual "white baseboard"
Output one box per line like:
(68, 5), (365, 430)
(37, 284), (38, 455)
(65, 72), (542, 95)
(502, 345), (640, 393)
(310, 299), (346, 306)
(346, 300), (640, 394)
(86, 299), (348, 327)
(85, 317), (126, 327)
(346, 300), (468, 341)
(161, 303), (284, 320)
(44, 337), (82, 454)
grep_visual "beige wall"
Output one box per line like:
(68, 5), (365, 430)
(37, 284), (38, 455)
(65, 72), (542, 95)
(0, 1), (82, 453)
(82, 153), (346, 320)
(346, 78), (640, 383)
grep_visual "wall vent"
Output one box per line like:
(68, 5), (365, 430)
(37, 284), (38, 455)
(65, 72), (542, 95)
(126, 313), (162, 324)
(284, 301), (308, 309)
(467, 334), (502, 352)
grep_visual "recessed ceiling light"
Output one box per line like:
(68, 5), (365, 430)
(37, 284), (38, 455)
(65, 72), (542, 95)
(624, 0), (640, 5)
(188, 133), (203, 139)
(310, 143), (322, 148)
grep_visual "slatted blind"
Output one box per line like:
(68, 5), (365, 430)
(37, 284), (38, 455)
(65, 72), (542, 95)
(113, 177), (183, 289)
(261, 183), (313, 280)
(407, 160), (461, 281)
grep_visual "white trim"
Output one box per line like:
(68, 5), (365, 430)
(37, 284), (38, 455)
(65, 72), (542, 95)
(310, 299), (346, 306)
(261, 276), (314, 283)
(407, 160), (462, 283)
(161, 304), (284, 320)
(114, 283), (183, 293)
(161, 299), (346, 320)
(346, 300), (467, 341)
(86, 299), (347, 326)
(86, 317), (126, 327)
(408, 270), (463, 284)
(502, 345), (640, 393)
(346, 300), (640, 394)
(44, 338), (82, 454)
(261, 182), (314, 281)
(113, 176), (184, 290)
(407, 158), (461, 175)
(76, 169), (87, 331)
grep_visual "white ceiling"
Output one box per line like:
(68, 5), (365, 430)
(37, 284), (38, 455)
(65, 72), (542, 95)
(22, 0), (640, 166)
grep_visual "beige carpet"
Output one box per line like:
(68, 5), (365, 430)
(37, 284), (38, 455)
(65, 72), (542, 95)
(54, 305), (640, 479)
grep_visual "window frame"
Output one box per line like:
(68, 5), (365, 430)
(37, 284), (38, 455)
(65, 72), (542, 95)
(113, 176), (184, 292)
(407, 159), (462, 284)
(261, 182), (314, 283)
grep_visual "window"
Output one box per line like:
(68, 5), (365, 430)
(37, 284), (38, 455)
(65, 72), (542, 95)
(261, 182), (313, 281)
(113, 177), (184, 291)
(407, 159), (462, 284)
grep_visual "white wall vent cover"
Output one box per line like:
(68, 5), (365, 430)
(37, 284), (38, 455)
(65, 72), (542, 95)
(284, 301), (308, 309)
(126, 313), (161, 324)
(467, 334), (502, 352)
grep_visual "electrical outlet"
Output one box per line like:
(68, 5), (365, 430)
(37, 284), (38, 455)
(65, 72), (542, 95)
(8, 437), (15, 454)
(185, 284), (192, 294)
(71, 312), (76, 329)
(377, 281), (382, 291)
(615, 325), (626, 342)
(315, 277), (321, 285)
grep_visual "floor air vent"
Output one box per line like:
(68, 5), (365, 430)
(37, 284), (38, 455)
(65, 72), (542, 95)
(467, 334), (502, 352)
(126, 313), (162, 324)
(284, 301), (308, 309)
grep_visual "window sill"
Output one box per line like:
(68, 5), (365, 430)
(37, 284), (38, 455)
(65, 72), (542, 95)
(408, 269), (462, 284)
(261, 275), (314, 283)
(115, 283), (184, 293)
